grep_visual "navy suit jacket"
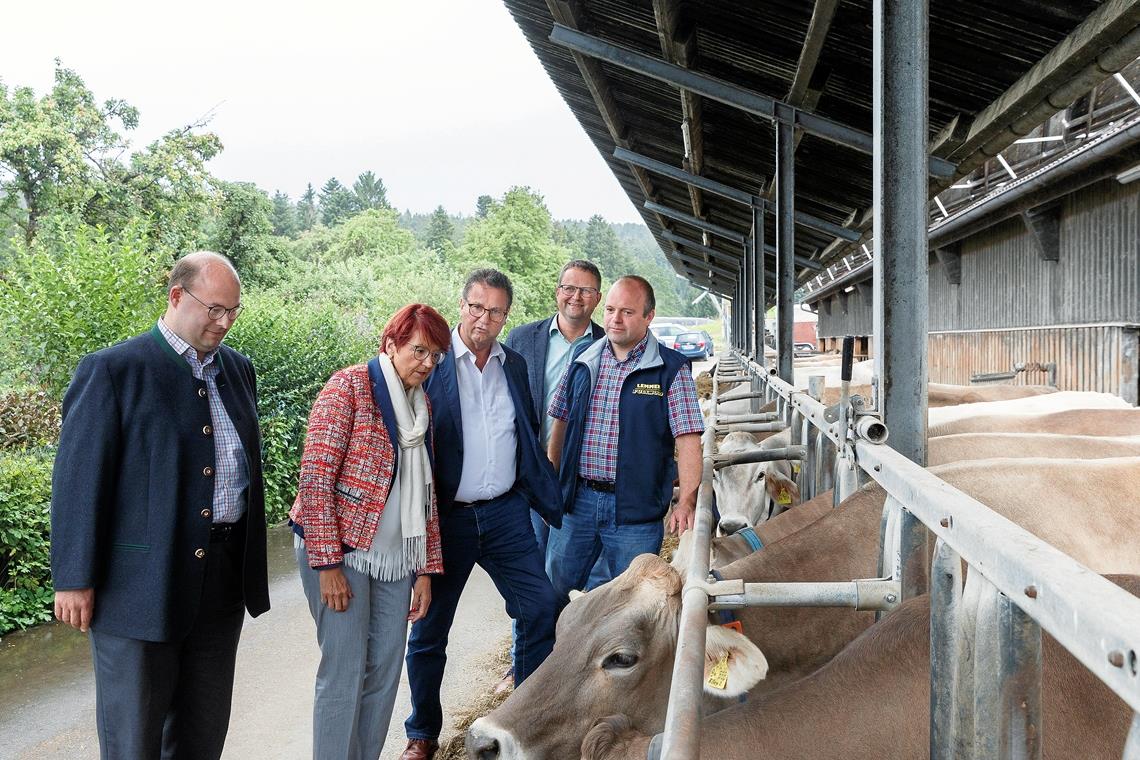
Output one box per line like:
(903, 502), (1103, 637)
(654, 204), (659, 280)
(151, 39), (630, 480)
(423, 336), (562, 528)
(50, 327), (270, 642)
(503, 315), (605, 421)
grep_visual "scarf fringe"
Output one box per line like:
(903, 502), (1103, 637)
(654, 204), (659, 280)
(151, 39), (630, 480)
(343, 535), (428, 582)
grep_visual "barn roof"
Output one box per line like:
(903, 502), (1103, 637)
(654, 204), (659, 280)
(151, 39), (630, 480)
(502, 0), (1140, 298)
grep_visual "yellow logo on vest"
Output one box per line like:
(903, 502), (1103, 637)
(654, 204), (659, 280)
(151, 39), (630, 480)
(633, 382), (664, 397)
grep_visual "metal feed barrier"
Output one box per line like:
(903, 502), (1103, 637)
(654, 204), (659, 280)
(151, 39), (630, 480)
(653, 350), (1140, 760)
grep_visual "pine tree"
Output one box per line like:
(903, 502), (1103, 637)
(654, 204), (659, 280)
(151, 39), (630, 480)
(270, 191), (297, 237)
(475, 194), (495, 219)
(353, 170), (390, 210)
(319, 178), (359, 226)
(296, 184), (318, 231)
(425, 205), (455, 253)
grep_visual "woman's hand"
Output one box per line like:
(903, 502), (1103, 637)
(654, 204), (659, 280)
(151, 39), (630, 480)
(408, 575), (432, 622)
(318, 567), (353, 612)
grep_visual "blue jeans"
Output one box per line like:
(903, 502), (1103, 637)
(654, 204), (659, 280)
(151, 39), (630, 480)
(546, 485), (665, 609)
(404, 491), (556, 741)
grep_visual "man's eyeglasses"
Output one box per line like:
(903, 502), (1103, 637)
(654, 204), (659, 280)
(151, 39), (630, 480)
(409, 344), (446, 365)
(464, 301), (508, 323)
(182, 288), (243, 321)
(557, 284), (599, 298)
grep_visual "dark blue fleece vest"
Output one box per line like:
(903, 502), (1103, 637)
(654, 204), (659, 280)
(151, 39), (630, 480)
(558, 337), (689, 524)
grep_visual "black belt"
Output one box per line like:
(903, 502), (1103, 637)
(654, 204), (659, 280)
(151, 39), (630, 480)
(580, 478), (616, 493)
(210, 521), (244, 542)
(455, 493), (508, 509)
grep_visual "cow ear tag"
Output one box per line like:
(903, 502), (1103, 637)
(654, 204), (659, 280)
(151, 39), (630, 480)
(791, 461), (801, 474)
(720, 620), (743, 634)
(777, 487), (793, 505)
(706, 652), (730, 690)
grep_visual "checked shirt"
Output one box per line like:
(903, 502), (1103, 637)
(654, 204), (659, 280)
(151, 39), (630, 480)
(549, 333), (703, 482)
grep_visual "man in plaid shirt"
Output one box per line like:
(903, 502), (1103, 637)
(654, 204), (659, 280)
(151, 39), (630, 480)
(546, 275), (703, 603)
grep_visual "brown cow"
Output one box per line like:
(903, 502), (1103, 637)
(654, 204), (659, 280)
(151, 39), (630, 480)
(929, 408), (1140, 437)
(466, 457), (1140, 759)
(581, 574), (1138, 760)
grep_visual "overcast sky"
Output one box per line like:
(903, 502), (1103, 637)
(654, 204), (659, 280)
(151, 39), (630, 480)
(2, 0), (643, 222)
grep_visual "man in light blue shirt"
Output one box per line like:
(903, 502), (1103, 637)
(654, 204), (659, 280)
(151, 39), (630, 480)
(505, 259), (605, 553)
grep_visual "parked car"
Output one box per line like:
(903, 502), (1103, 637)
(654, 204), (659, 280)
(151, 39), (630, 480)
(649, 323), (686, 349)
(674, 330), (715, 360)
(794, 342), (817, 357)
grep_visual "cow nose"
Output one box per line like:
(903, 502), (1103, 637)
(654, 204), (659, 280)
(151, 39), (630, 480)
(718, 516), (749, 536)
(466, 721), (501, 759)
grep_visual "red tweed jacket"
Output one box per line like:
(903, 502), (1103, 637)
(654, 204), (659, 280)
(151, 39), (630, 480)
(290, 364), (443, 572)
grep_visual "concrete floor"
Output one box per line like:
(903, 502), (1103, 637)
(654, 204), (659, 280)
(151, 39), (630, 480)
(0, 525), (511, 760)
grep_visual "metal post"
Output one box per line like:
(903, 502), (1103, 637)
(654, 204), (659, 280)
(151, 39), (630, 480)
(930, 537), (963, 760)
(754, 202), (766, 367)
(776, 117), (795, 384)
(872, 0), (929, 466)
(745, 233), (755, 359)
(899, 509), (929, 600)
(972, 582), (1043, 760)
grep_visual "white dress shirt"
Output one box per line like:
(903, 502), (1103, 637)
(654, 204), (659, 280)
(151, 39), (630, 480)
(452, 326), (518, 503)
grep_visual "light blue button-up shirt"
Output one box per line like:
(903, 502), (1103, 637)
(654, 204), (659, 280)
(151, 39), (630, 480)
(541, 317), (596, 448)
(452, 326), (518, 503)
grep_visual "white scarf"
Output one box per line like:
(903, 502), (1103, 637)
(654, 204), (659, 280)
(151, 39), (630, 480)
(345, 354), (432, 580)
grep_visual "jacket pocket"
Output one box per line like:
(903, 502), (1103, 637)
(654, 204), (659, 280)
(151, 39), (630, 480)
(334, 483), (365, 505)
(111, 542), (150, 552)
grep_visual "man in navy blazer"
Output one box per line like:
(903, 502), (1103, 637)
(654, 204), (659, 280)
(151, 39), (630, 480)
(51, 251), (269, 760)
(503, 259), (605, 554)
(400, 269), (561, 760)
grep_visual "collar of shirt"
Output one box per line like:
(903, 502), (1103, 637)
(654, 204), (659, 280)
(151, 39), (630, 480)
(157, 318), (218, 369)
(452, 325), (505, 366)
(548, 314), (595, 342)
(605, 331), (651, 366)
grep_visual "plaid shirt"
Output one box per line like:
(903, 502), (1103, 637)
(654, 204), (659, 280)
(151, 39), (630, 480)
(158, 319), (249, 523)
(549, 333), (704, 482)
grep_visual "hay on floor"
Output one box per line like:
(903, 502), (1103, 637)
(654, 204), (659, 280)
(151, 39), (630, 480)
(436, 635), (513, 760)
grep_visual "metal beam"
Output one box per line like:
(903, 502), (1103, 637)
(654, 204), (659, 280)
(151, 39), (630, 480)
(873, 0), (929, 467)
(646, 201), (746, 244)
(660, 227), (821, 272)
(754, 204), (767, 360)
(788, 0), (841, 105)
(615, 147), (861, 243)
(776, 120), (795, 383)
(667, 247), (741, 280)
(550, 23), (956, 178)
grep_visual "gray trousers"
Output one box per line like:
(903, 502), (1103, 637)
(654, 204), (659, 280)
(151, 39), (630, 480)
(297, 544), (413, 760)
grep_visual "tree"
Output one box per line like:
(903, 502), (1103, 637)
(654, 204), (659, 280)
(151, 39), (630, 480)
(208, 181), (273, 277)
(270, 191), (296, 237)
(353, 170), (390, 210)
(0, 63), (219, 251)
(583, 214), (636, 279)
(424, 205), (455, 254)
(475, 194), (495, 219)
(456, 187), (569, 324)
(319, 177), (358, 226)
(296, 183), (318, 232)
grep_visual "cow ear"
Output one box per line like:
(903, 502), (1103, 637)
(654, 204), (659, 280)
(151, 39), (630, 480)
(765, 470), (800, 506)
(702, 625), (768, 697)
(569, 589), (587, 602)
(670, 530), (694, 571)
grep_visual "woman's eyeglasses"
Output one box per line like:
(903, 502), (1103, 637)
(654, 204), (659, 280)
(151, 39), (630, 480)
(409, 344), (446, 365)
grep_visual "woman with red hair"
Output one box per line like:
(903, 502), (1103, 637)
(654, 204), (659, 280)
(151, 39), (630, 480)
(290, 303), (452, 760)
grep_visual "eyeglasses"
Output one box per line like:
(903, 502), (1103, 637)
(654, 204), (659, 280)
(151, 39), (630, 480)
(409, 344), (446, 365)
(464, 301), (508, 323)
(182, 288), (243, 321)
(557, 284), (600, 298)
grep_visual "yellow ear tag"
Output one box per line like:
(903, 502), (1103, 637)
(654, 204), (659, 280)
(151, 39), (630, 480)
(777, 488), (792, 505)
(706, 652), (730, 690)
(792, 462), (801, 474)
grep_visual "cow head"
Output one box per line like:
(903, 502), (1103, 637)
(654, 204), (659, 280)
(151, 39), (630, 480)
(713, 432), (800, 535)
(465, 554), (767, 759)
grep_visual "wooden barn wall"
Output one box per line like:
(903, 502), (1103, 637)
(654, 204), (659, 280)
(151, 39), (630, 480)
(816, 177), (1140, 338)
(928, 325), (1138, 404)
(929, 178), (1140, 329)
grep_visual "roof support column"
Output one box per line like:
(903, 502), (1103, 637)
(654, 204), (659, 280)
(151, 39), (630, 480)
(776, 116), (795, 383)
(753, 203), (766, 365)
(872, 0), (929, 467)
(743, 234), (754, 357)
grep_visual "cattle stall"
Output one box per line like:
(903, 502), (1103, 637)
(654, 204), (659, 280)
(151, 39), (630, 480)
(500, 0), (1140, 757)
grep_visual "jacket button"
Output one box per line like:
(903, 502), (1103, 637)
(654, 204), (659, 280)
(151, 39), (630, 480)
(203, 466), (214, 477)
(201, 508), (211, 518)
(202, 424), (213, 435)
(198, 387), (207, 398)
(194, 548), (206, 559)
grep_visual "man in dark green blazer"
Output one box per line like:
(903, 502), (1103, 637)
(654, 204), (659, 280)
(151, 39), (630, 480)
(51, 251), (269, 760)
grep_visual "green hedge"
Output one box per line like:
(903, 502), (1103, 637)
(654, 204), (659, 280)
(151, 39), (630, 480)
(0, 449), (55, 635)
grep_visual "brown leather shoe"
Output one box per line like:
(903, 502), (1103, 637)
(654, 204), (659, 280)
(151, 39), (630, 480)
(399, 738), (439, 760)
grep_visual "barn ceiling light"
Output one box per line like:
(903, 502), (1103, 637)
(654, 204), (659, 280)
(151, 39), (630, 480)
(1115, 162), (1140, 184)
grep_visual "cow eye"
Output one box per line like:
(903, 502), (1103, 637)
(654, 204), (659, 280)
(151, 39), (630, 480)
(602, 651), (639, 670)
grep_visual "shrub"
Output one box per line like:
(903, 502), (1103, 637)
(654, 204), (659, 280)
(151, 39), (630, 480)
(0, 386), (61, 450)
(227, 291), (374, 521)
(0, 215), (168, 396)
(0, 449), (55, 634)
